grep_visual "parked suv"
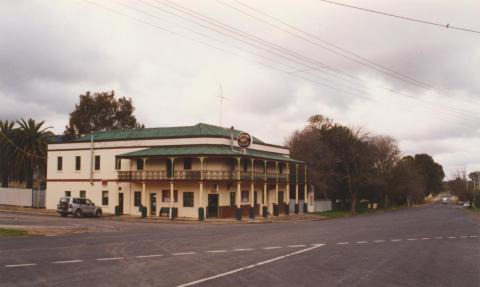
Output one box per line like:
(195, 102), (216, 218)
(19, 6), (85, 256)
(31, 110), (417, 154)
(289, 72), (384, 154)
(57, 197), (103, 218)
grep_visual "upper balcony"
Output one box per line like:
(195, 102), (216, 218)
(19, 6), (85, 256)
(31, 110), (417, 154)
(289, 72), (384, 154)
(117, 170), (289, 182)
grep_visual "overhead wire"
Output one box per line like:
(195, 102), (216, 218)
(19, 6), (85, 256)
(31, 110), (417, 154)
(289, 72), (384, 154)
(317, 0), (480, 35)
(82, 0), (480, 127)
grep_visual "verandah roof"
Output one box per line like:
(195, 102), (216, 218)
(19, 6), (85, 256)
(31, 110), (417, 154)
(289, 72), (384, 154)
(116, 145), (303, 164)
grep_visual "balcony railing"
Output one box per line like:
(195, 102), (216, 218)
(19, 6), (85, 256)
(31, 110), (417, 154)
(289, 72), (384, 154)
(117, 170), (290, 182)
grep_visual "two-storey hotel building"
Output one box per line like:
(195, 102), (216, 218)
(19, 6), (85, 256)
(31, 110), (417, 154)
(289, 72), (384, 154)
(46, 123), (308, 219)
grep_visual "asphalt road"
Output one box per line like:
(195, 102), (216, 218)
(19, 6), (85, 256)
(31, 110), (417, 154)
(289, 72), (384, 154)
(1, 204), (479, 287)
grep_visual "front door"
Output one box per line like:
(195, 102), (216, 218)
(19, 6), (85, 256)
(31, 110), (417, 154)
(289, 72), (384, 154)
(207, 194), (219, 218)
(118, 193), (124, 215)
(150, 193), (157, 215)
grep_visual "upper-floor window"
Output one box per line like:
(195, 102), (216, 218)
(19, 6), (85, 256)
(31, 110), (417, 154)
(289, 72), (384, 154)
(136, 159), (144, 170)
(75, 156), (81, 171)
(183, 192), (194, 207)
(115, 158), (121, 170)
(57, 156), (63, 171)
(243, 161), (248, 172)
(79, 190), (86, 198)
(166, 159), (173, 177)
(184, 158), (192, 170)
(279, 165), (283, 174)
(94, 155), (101, 171)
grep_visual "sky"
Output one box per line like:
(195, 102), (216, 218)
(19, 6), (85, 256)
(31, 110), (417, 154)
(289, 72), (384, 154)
(0, 0), (479, 178)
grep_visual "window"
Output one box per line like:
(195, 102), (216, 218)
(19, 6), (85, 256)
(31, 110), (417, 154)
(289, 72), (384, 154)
(57, 157), (63, 171)
(230, 192), (236, 207)
(254, 191), (257, 205)
(183, 192), (194, 207)
(79, 190), (86, 198)
(166, 159), (173, 177)
(243, 161), (248, 172)
(134, 191), (141, 207)
(75, 156), (81, 171)
(183, 158), (192, 170)
(241, 190), (249, 203)
(136, 159), (144, 170)
(95, 155), (100, 170)
(279, 165), (283, 174)
(162, 190), (178, 202)
(115, 158), (121, 170)
(65, 191), (71, 197)
(102, 190), (109, 206)
(230, 158), (236, 171)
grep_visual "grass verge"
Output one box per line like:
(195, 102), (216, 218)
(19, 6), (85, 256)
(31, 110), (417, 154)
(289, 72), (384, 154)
(0, 228), (29, 237)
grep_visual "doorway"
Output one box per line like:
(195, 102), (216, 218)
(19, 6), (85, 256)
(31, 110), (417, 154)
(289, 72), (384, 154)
(118, 193), (124, 215)
(150, 193), (157, 215)
(207, 194), (219, 218)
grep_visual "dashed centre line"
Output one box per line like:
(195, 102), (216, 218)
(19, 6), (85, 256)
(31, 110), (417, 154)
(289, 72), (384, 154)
(206, 250), (227, 253)
(288, 245), (306, 248)
(135, 254), (164, 258)
(337, 242), (349, 245)
(391, 239), (402, 242)
(356, 241), (368, 244)
(263, 246), (282, 250)
(173, 252), (196, 256)
(5, 263), (37, 268)
(373, 240), (385, 243)
(232, 248), (254, 252)
(96, 257), (124, 261)
(52, 260), (83, 264)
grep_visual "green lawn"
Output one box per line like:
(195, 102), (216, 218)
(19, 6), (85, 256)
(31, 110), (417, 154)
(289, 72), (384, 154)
(0, 228), (29, 237)
(309, 210), (353, 218)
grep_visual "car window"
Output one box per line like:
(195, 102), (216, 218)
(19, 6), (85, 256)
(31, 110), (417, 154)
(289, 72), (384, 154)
(59, 197), (69, 203)
(73, 198), (80, 204)
(86, 199), (93, 205)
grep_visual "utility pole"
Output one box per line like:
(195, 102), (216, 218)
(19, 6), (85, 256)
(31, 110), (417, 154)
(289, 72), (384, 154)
(217, 84), (227, 127)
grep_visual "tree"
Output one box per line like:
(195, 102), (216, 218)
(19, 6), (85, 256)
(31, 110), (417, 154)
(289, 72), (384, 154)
(390, 156), (425, 206)
(64, 91), (144, 138)
(0, 120), (17, 187)
(370, 135), (401, 208)
(16, 119), (53, 188)
(414, 154), (445, 196)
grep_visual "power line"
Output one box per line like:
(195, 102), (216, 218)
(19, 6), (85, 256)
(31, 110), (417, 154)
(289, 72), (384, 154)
(318, 0), (480, 35)
(227, 0), (446, 94)
(83, 0), (480, 127)
(149, 0), (480, 122)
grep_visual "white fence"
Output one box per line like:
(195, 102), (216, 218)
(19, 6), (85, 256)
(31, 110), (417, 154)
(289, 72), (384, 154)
(308, 199), (332, 212)
(0, 188), (45, 208)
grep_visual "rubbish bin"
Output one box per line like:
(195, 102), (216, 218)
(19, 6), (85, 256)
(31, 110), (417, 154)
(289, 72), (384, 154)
(249, 206), (255, 219)
(235, 207), (242, 221)
(285, 204), (290, 215)
(141, 206), (147, 218)
(273, 204), (279, 216)
(198, 207), (205, 221)
(262, 206), (268, 218)
(114, 205), (121, 216)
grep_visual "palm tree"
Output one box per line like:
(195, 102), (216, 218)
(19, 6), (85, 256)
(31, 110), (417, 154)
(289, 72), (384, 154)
(0, 120), (16, 187)
(16, 119), (53, 188)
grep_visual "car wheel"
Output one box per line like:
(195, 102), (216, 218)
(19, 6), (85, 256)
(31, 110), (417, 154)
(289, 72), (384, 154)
(61, 212), (68, 217)
(95, 210), (102, 218)
(74, 209), (82, 218)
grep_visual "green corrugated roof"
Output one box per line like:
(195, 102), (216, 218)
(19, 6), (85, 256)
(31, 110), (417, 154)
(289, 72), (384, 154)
(75, 123), (265, 144)
(117, 145), (303, 163)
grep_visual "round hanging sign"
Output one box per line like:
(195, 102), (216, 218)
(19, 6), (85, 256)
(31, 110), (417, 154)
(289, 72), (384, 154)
(237, 132), (252, 148)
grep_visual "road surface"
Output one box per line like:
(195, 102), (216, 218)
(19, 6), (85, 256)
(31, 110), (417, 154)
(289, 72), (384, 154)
(1, 204), (479, 287)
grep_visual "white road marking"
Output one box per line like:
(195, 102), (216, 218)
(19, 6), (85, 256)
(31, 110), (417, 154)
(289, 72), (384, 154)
(176, 244), (325, 287)
(288, 245), (306, 248)
(337, 242), (349, 245)
(172, 252), (196, 256)
(420, 237), (431, 240)
(407, 238), (417, 241)
(263, 246), (282, 250)
(232, 248), (254, 252)
(52, 260), (83, 264)
(96, 257), (124, 261)
(448, 236), (456, 239)
(5, 263), (37, 268)
(460, 236), (468, 239)
(356, 241), (368, 244)
(373, 240), (385, 243)
(205, 250), (227, 253)
(435, 237), (443, 240)
(469, 235), (479, 238)
(135, 254), (164, 258)
(391, 239), (402, 242)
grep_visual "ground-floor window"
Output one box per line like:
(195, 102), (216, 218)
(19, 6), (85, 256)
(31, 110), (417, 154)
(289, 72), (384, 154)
(241, 190), (249, 204)
(230, 192), (235, 206)
(254, 191), (257, 205)
(80, 190), (86, 198)
(65, 191), (71, 197)
(134, 191), (141, 207)
(183, 192), (194, 207)
(102, 190), (109, 206)
(162, 190), (178, 203)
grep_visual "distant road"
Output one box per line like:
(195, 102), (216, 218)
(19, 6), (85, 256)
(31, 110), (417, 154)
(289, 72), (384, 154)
(1, 204), (479, 287)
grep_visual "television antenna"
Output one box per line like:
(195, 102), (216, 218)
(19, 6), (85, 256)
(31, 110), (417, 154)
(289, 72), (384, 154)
(217, 84), (228, 127)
